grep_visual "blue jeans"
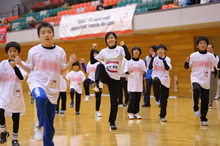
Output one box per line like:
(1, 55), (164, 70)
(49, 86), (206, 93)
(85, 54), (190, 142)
(32, 87), (56, 146)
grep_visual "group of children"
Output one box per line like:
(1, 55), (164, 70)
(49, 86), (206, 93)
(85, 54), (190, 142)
(0, 21), (217, 145)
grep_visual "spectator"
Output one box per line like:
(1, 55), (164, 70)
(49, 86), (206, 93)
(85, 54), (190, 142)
(96, 0), (112, 11)
(3, 19), (12, 31)
(29, 16), (38, 28)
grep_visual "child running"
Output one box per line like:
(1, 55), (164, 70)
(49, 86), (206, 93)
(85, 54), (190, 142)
(184, 36), (218, 126)
(66, 61), (86, 115)
(15, 22), (76, 145)
(90, 32), (131, 130)
(124, 46), (146, 120)
(149, 44), (172, 122)
(0, 41), (27, 146)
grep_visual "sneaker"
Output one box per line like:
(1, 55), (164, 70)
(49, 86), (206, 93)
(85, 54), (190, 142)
(0, 131), (9, 144)
(34, 126), (42, 140)
(90, 82), (99, 92)
(214, 96), (220, 100)
(201, 121), (208, 126)
(195, 111), (200, 117)
(76, 112), (80, 115)
(142, 104), (151, 107)
(160, 118), (167, 122)
(134, 113), (142, 119)
(156, 101), (160, 106)
(12, 140), (20, 146)
(110, 124), (117, 130)
(209, 105), (213, 109)
(95, 111), (102, 117)
(123, 102), (128, 106)
(70, 101), (74, 108)
(55, 110), (58, 114)
(128, 113), (135, 120)
(60, 110), (64, 114)
(84, 96), (90, 102)
(118, 104), (123, 107)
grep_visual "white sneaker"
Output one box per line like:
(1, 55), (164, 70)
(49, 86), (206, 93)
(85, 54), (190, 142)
(134, 113), (142, 119)
(201, 121), (208, 126)
(209, 105), (213, 109)
(118, 104), (123, 107)
(156, 101), (160, 106)
(214, 95), (220, 100)
(84, 96), (90, 102)
(34, 126), (42, 140)
(128, 113), (135, 120)
(195, 111), (200, 117)
(95, 111), (102, 117)
(160, 118), (167, 122)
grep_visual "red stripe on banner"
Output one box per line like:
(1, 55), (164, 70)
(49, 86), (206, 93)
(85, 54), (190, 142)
(0, 26), (8, 44)
(60, 29), (132, 41)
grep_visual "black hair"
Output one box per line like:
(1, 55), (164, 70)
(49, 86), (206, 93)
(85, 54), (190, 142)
(93, 49), (99, 54)
(209, 44), (214, 48)
(5, 41), (21, 53)
(37, 22), (54, 36)
(150, 45), (157, 52)
(105, 32), (117, 46)
(72, 61), (80, 68)
(196, 36), (209, 46)
(157, 44), (167, 51)
(132, 46), (141, 57)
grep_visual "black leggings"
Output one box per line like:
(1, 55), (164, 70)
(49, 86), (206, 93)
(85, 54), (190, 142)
(153, 77), (169, 118)
(118, 77), (129, 104)
(56, 92), (67, 111)
(192, 82), (209, 122)
(83, 78), (102, 111)
(95, 63), (119, 124)
(0, 108), (20, 133)
(70, 88), (81, 112)
(127, 92), (141, 114)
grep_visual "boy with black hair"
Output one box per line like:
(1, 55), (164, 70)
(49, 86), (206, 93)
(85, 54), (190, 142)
(125, 46), (146, 119)
(142, 45), (157, 107)
(15, 22), (76, 145)
(0, 41), (27, 146)
(149, 44), (172, 122)
(184, 36), (218, 126)
(66, 61), (86, 115)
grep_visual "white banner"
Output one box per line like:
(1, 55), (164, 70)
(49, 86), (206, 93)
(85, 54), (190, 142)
(59, 5), (136, 40)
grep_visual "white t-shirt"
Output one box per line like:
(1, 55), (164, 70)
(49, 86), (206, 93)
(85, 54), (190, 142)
(66, 70), (86, 94)
(189, 51), (218, 89)
(120, 58), (127, 78)
(26, 44), (67, 104)
(86, 61), (103, 88)
(60, 75), (67, 92)
(151, 56), (172, 88)
(124, 59), (146, 92)
(0, 60), (27, 117)
(95, 46), (125, 80)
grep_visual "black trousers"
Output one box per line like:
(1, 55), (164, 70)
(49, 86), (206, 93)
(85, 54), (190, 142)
(127, 92), (141, 114)
(192, 82), (209, 122)
(95, 63), (119, 124)
(143, 78), (152, 105)
(83, 78), (102, 111)
(153, 77), (169, 118)
(56, 91), (67, 111)
(118, 77), (129, 104)
(70, 88), (81, 112)
(0, 108), (20, 133)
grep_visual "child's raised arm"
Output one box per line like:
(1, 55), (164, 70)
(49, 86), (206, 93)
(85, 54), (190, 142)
(61, 54), (76, 75)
